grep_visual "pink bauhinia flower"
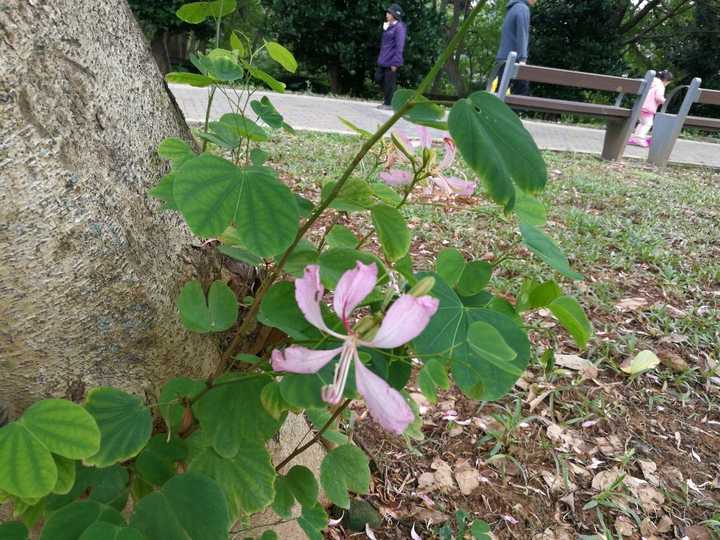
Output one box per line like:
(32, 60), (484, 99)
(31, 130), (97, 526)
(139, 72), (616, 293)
(271, 262), (439, 434)
(379, 127), (475, 196)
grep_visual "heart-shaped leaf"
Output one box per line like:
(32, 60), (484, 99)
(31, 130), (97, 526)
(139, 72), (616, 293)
(135, 435), (187, 487)
(456, 261), (493, 297)
(436, 248), (466, 288)
(265, 41), (298, 73)
(177, 280), (238, 333)
(39, 500), (125, 540)
(251, 97), (284, 129)
(320, 445), (370, 509)
(158, 378), (206, 435)
(79, 523), (146, 540)
(84, 389), (152, 468)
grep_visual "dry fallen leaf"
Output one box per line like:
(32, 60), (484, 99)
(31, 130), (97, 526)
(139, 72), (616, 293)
(614, 515), (636, 536)
(540, 470), (576, 494)
(616, 297), (648, 312)
(639, 460), (660, 486)
(592, 467), (623, 492)
(411, 507), (450, 524)
(620, 350), (660, 375)
(454, 463), (481, 495)
(685, 525), (713, 540)
(595, 435), (623, 456)
(430, 459), (455, 492)
(555, 354), (599, 380)
(625, 476), (665, 513)
(660, 351), (689, 373)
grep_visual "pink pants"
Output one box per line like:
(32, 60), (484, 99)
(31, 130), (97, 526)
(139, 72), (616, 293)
(633, 112), (654, 141)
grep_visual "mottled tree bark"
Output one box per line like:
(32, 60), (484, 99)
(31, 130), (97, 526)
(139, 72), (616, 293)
(0, 0), (222, 415)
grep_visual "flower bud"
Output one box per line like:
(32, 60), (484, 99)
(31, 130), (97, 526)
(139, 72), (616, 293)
(409, 276), (435, 297)
(354, 314), (380, 339)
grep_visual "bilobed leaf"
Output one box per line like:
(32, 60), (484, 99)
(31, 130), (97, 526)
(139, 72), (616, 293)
(436, 248), (466, 288)
(45, 465), (129, 513)
(326, 225), (358, 249)
(456, 261), (493, 297)
(192, 374), (280, 458)
(525, 281), (562, 311)
(39, 500), (124, 540)
(371, 204), (411, 262)
(174, 155), (299, 256)
(135, 435), (187, 487)
(84, 388), (152, 467)
(259, 281), (323, 341)
(251, 96), (284, 129)
(466, 321), (519, 375)
(217, 113), (269, 142)
(164, 72), (214, 87)
(548, 296), (593, 349)
(265, 41), (298, 73)
(320, 445), (370, 509)
(206, 0), (237, 18)
(260, 382), (290, 420)
(413, 274), (531, 401)
(201, 49), (244, 81)
(282, 239), (318, 278)
(187, 431), (276, 519)
(272, 475), (295, 518)
(298, 503), (328, 540)
(149, 174), (177, 210)
(448, 91), (547, 209)
(285, 465), (319, 507)
(175, 2), (210, 23)
(519, 223), (583, 280)
(321, 178), (374, 212)
(620, 350), (660, 375)
(157, 138), (194, 165)
(247, 65), (286, 92)
(177, 280), (238, 333)
(53, 456), (76, 495)
(78, 523), (146, 540)
(418, 358), (450, 403)
(0, 399), (101, 499)
(217, 245), (263, 266)
(130, 473), (229, 540)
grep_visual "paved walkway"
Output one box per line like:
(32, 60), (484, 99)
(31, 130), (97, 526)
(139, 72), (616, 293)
(170, 84), (720, 169)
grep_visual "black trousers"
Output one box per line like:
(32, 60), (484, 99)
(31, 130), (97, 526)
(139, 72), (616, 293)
(375, 66), (398, 105)
(495, 62), (530, 96)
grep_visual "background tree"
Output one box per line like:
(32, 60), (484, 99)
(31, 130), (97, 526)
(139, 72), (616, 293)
(262, 0), (445, 95)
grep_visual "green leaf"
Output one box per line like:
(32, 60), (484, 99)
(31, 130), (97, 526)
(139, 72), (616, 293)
(21, 400), (101, 459)
(320, 445), (370, 509)
(251, 96), (284, 129)
(192, 374), (280, 458)
(326, 225), (358, 249)
(247, 65), (286, 92)
(187, 432), (276, 519)
(217, 245), (263, 266)
(199, 49), (244, 81)
(130, 473), (229, 540)
(418, 358), (450, 403)
(286, 465), (319, 507)
(514, 191), (547, 226)
(370, 204), (411, 262)
(436, 248), (466, 288)
(448, 91), (547, 209)
(135, 435), (187, 487)
(279, 356), (356, 409)
(470, 520), (492, 540)
(523, 281), (562, 311)
(272, 475), (295, 518)
(282, 239), (318, 278)
(519, 223), (583, 280)
(53, 456), (76, 495)
(547, 296), (593, 349)
(0, 522), (28, 540)
(177, 280), (238, 333)
(158, 378), (206, 434)
(456, 261), (493, 297)
(260, 532), (278, 540)
(84, 388), (152, 467)
(321, 178), (374, 212)
(339, 116), (372, 137)
(298, 503), (328, 540)
(306, 408), (349, 446)
(265, 41), (298, 73)
(39, 500), (124, 540)
(176, 2), (210, 23)
(260, 382), (290, 420)
(259, 281), (323, 341)
(620, 350), (660, 375)
(230, 31), (247, 56)
(46, 465), (129, 512)
(0, 399), (101, 498)
(412, 274), (531, 401)
(466, 321), (519, 373)
(216, 113), (269, 142)
(318, 248), (387, 288)
(165, 72), (214, 87)
(295, 195), (314, 218)
(250, 148), (269, 166)
(79, 523), (146, 540)
(391, 89), (447, 130)
(174, 155), (299, 255)
(149, 174), (177, 211)
(158, 138), (194, 165)
(206, 0), (237, 18)
(370, 182), (403, 205)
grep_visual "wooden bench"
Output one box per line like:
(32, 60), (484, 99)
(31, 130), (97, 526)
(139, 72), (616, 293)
(647, 78), (720, 166)
(492, 51), (656, 161)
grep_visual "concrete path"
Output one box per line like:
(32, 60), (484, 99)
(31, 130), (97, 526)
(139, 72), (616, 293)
(170, 84), (720, 169)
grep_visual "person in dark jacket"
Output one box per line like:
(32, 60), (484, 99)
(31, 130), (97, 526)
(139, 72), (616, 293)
(495, 0), (536, 96)
(376, 3), (407, 109)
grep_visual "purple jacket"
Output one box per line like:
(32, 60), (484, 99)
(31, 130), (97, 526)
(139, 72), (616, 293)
(377, 21), (406, 67)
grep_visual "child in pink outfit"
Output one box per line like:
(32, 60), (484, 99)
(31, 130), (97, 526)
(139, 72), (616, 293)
(628, 70), (673, 148)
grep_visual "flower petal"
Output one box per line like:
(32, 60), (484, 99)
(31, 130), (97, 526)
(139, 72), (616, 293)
(367, 294), (440, 349)
(354, 358), (414, 434)
(379, 169), (413, 186)
(438, 137), (456, 171)
(271, 345), (343, 374)
(295, 265), (336, 335)
(418, 126), (432, 149)
(432, 176), (476, 197)
(333, 262), (377, 323)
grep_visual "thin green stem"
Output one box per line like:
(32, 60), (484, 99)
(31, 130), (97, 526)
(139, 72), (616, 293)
(201, 87), (217, 152)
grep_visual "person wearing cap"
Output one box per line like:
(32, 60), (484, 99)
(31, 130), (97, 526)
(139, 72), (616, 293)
(375, 3), (407, 110)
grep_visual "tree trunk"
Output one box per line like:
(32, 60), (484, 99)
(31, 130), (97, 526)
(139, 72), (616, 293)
(0, 0), (224, 416)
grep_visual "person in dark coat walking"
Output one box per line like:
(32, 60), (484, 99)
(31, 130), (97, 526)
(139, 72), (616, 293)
(494, 0), (537, 96)
(376, 3), (407, 109)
